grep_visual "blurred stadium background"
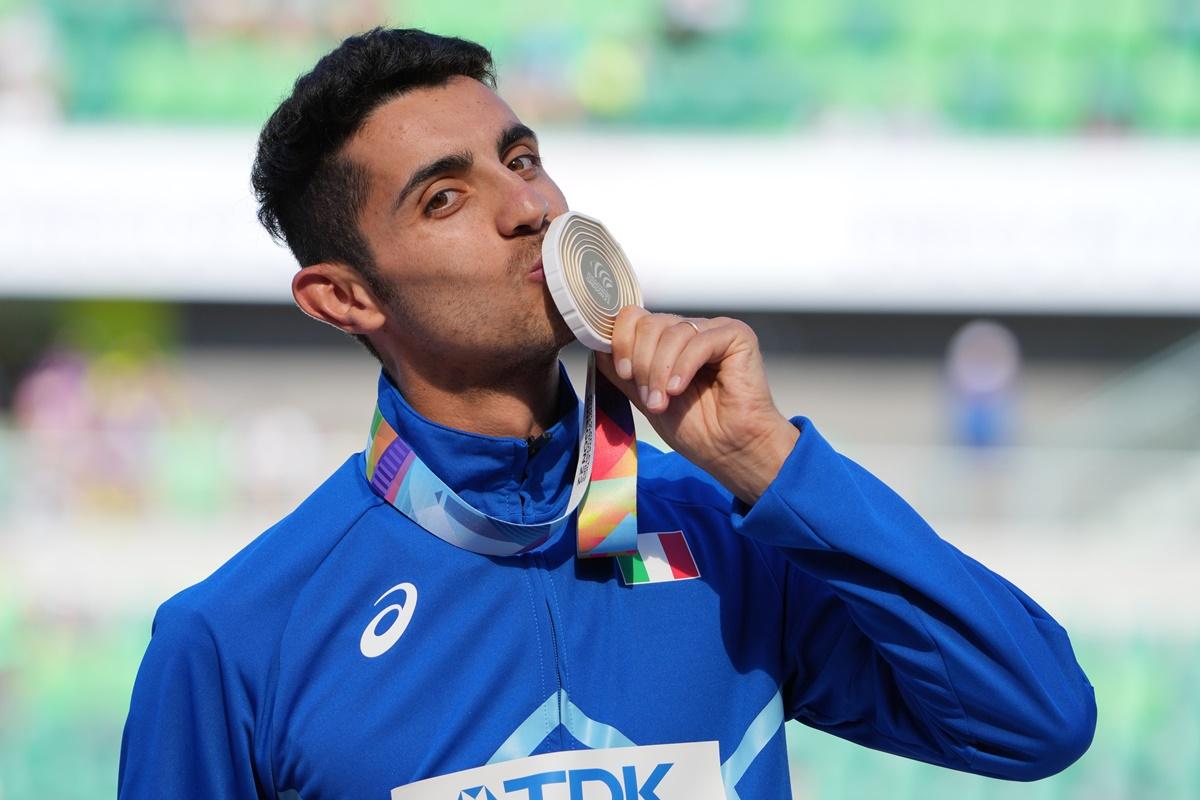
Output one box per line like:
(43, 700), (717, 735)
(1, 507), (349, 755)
(1, 0), (1199, 797)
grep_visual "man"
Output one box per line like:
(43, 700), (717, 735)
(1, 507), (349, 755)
(119, 28), (1095, 799)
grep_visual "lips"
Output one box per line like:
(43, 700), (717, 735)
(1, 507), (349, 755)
(528, 256), (545, 282)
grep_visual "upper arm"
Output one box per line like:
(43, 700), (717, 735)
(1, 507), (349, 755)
(119, 600), (264, 798)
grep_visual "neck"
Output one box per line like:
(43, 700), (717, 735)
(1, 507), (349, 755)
(382, 349), (564, 440)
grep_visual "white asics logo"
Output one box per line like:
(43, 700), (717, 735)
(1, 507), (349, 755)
(360, 582), (418, 658)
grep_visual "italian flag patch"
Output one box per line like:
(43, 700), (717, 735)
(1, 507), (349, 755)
(617, 531), (700, 586)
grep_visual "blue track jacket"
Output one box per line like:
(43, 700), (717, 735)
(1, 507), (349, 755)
(119, 365), (1096, 798)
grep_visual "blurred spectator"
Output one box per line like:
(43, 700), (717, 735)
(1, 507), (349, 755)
(11, 349), (91, 513)
(0, 5), (61, 122)
(661, 0), (746, 43)
(10, 344), (181, 517)
(227, 404), (323, 509)
(177, 0), (384, 39)
(944, 319), (1022, 449)
(574, 37), (647, 119)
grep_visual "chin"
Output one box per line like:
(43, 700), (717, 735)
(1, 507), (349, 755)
(534, 289), (573, 350)
(500, 313), (569, 368)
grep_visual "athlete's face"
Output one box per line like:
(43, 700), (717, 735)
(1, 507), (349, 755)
(344, 76), (573, 371)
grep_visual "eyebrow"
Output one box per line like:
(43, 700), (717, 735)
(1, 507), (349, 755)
(497, 122), (538, 159)
(393, 150), (472, 212)
(393, 122), (540, 212)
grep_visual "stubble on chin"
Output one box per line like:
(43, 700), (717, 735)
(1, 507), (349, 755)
(502, 241), (575, 360)
(429, 286), (564, 385)
(377, 242), (573, 381)
(501, 292), (568, 375)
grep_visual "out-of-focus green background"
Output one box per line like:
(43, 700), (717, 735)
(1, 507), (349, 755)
(1, 1), (1198, 798)
(8, 0), (1200, 130)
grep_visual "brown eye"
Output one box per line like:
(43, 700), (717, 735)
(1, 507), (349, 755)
(424, 189), (460, 215)
(508, 153), (541, 172)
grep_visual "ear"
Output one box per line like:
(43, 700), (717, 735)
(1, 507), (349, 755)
(291, 262), (388, 335)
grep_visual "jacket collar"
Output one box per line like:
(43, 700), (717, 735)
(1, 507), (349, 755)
(372, 362), (581, 525)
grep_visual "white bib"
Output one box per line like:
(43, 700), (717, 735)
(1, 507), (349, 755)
(390, 742), (727, 800)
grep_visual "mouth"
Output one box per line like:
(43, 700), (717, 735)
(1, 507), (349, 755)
(527, 256), (545, 283)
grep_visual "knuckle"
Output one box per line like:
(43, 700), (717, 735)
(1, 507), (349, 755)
(665, 321), (693, 341)
(729, 318), (755, 339)
(618, 304), (645, 319)
(612, 308), (641, 336)
(647, 313), (676, 332)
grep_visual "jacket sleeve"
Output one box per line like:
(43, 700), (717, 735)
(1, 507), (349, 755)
(730, 416), (1096, 781)
(118, 599), (263, 798)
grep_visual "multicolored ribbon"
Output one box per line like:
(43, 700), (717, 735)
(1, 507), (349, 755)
(364, 352), (637, 559)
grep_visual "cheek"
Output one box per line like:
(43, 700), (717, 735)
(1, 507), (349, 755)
(402, 223), (479, 271)
(542, 177), (569, 213)
(527, 167), (567, 211)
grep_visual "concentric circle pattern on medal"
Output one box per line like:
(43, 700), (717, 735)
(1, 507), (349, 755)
(542, 212), (643, 352)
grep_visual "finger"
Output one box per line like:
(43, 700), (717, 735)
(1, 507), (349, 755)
(645, 319), (703, 411)
(630, 313), (677, 406)
(593, 351), (643, 408)
(664, 318), (707, 396)
(609, 305), (648, 381)
(668, 321), (744, 395)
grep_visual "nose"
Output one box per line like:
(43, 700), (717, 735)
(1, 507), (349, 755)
(495, 169), (550, 238)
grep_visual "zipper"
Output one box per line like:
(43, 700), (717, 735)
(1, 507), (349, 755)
(535, 554), (566, 744)
(544, 596), (565, 705)
(518, 434), (546, 519)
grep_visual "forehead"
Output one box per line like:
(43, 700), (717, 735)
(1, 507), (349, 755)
(345, 76), (520, 180)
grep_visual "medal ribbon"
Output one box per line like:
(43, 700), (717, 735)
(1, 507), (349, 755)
(364, 352), (637, 559)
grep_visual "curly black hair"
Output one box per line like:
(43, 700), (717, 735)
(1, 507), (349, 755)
(250, 28), (495, 357)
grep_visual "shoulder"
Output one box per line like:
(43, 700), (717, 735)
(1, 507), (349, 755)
(152, 453), (384, 665)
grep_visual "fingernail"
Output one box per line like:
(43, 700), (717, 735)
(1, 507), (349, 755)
(617, 358), (632, 379)
(648, 389), (663, 409)
(639, 385), (648, 404)
(667, 375), (681, 392)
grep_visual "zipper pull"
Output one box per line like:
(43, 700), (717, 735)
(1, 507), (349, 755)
(526, 430), (552, 458)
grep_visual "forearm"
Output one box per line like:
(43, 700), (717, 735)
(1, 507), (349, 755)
(732, 416), (1096, 780)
